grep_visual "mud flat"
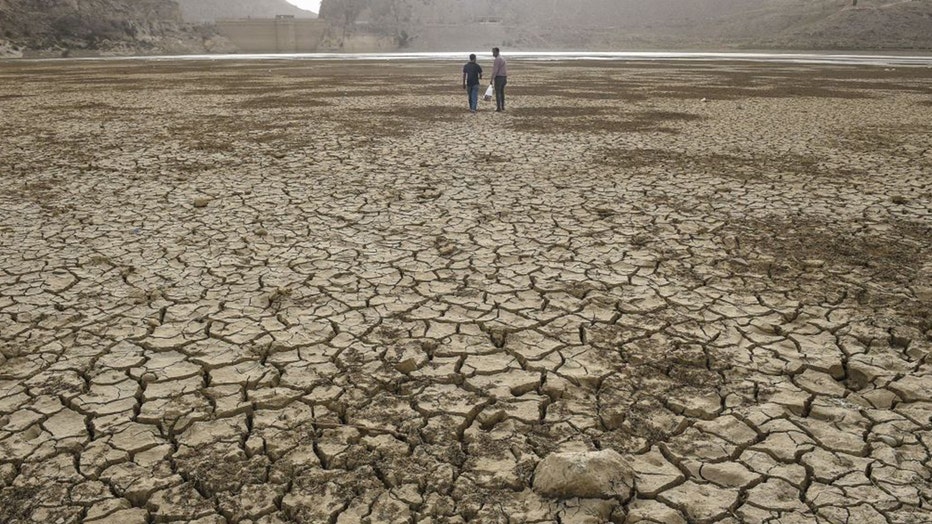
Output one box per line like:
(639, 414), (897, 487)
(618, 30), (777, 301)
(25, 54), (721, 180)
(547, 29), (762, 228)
(0, 58), (930, 523)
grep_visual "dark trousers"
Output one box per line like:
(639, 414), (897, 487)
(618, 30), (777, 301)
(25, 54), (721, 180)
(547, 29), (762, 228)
(494, 76), (507, 110)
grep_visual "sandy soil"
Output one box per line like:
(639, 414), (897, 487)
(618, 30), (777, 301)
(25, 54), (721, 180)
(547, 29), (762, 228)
(0, 58), (930, 523)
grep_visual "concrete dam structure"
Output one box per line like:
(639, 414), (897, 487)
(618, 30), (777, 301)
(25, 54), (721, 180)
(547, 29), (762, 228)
(216, 16), (327, 53)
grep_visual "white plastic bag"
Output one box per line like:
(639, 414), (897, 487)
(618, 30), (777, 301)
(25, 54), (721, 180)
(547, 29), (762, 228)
(484, 85), (494, 102)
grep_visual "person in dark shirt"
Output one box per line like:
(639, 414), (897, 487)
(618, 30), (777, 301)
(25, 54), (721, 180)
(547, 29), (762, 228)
(462, 54), (483, 113)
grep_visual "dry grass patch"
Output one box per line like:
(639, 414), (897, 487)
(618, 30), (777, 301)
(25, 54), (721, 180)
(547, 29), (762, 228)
(414, 83), (475, 95)
(840, 125), (932, 154)
(284, 106), (447, 140)
(519, 83), (648, 101)
(311, 88), (395, 98)
(385, 105), (462, 119)
(555, 89), (648, 101)
(599, 148), (754, 172)
(818, 80), (932, 95)
(50, 101), (140, 113)
(654, 84), (873, 100)
(165, 114), (297, 152)
(730, 217), (930, 333)
(0, 485), (41, 523)
(510, 110), (701, 134)
(812, 66), (932, 82)
(510, 106), (611, 118)
(597, 147), (862, 181)
(239, 95), (332, 110)
(629, 67), (881, 100)
(333, 114), (412, 138)
(743, 218), (926, 281)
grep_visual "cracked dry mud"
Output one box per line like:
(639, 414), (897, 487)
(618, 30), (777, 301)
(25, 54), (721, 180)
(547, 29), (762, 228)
(0, 59), (930, 523)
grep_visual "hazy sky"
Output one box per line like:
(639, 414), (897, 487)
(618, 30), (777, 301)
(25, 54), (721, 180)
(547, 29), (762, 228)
(286, 0), (322, 13)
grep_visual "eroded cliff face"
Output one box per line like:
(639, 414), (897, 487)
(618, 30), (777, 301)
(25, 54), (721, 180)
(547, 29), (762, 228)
(0, 0), (220, 56)
(318, 0), (932, 51)
(175, 0), (318, 23)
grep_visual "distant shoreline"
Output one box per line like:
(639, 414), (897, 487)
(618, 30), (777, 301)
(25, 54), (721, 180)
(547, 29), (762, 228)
(8, 51), (932, 68)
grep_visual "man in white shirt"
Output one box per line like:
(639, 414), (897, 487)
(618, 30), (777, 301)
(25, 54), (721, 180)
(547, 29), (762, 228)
(490, 47), (508, 112)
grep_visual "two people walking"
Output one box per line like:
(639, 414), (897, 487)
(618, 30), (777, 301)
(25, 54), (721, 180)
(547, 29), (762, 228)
(462, 48), (507, 113)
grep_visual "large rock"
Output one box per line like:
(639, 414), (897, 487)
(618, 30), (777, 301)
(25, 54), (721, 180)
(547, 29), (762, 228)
(0, 40), (23, 58)
(533, 450), (634, 499)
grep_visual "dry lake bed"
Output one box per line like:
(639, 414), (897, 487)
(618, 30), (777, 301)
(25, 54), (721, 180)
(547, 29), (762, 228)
(0, 58), (930, 523)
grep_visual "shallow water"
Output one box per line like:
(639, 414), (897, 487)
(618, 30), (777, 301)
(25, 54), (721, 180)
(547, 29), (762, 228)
(25, 50), (932, 67)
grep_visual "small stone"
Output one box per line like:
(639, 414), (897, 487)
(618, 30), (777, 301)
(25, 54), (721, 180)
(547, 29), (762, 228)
(626, 499), (687, 524)
(890, 195), (909, 205)
(658, 481), (739, 521)
(193, 197), (211, 208)
(876, 435), (899, 447)
(533, 450), (634, 499)
(700, 461), (760, 488)
(889, 332), (911, 349)
(888, 375), (932, 402)
(394, 357), (420, 374)
(668, 391), (722, 419)
(795, 369), (845, 397)
(84, 508), (148, 524)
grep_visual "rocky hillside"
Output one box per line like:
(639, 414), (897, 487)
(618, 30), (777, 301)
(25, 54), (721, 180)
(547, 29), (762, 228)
(176, 0), (317, 23)
(0, 0), (211, 56)
(567, 0), (932, 50)
(707, 0), (932, 50)
(321, 0), (932, 50)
